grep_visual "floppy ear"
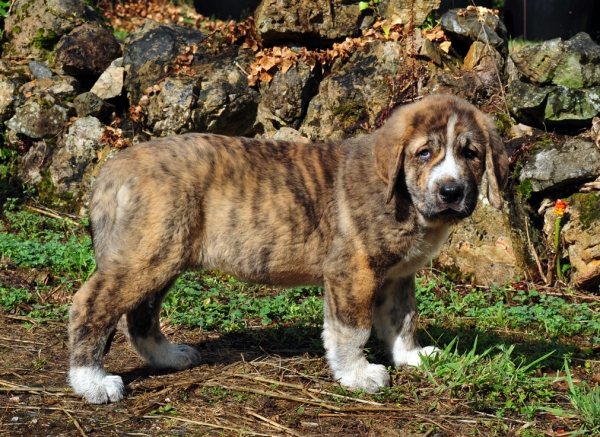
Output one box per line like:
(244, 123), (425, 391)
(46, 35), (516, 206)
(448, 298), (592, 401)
(484, 119), (509, 209)
(372, 113), (412, 204)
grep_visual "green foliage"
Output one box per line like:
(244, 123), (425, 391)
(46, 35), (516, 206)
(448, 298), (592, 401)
(419, 337), (556, 417)
(418, 12), (437, 31)
(564, 359), (600, 433)
(0, 286), (32, 312)
(113, 29), (129, 42)
(31, 28), (59, 51)
(416, 276), (600, 342)
(0, 208), (95, 280)
(358, 0), (378, 12)
(0, 0), (9, 34)
(570, 193), (600, 230)
(516, 178), (533, 200)
(163, 271), (323, 332)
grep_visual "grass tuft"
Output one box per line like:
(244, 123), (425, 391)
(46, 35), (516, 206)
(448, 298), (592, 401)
(418, 337), (557, 418)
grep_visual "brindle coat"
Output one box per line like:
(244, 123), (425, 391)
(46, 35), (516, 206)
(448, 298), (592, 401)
(69, 95), (509, 403)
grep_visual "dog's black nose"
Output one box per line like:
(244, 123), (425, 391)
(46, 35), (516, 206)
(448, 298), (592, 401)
(439, 182), (464, 204)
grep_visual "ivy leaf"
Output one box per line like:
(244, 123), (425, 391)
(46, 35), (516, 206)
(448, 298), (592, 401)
(358, 1), (370, 11)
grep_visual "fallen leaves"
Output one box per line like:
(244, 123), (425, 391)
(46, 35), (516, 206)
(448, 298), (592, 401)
(457, 5), (500, 20)
(248, 46), (298, 86)
(165, 44), (198, 77)
(101, 126), (131, 149)
(423, 26), (451, 53)
(247, 35), (375, 86)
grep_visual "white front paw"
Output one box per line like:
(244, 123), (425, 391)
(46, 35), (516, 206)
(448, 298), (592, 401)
(396, 346), (441, 367)
(334, 362), (390, 393)
(69, 367), (125, 404)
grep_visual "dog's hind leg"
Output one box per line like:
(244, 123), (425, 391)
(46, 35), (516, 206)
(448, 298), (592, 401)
(68, 268), (188, 404)
(372, 275), (438, 367)
(68, 271), (131, 404)
(123, 284), (202, 370)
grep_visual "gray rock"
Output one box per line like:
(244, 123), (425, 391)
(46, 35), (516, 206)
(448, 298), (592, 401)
(255, 0), (363, 46)
(3, 0), (102, 59)
(271, 127), (310, 142)
(190, 48), (260, 136)
(510, 38), (564, 85)
(544, 86), (600, 126)
(28, 61), (53, 79)
(146, 77), (198, 136)
(123, 20), (206, 105)
(49, 116), (105, 196)
(378, 0), (441, 27)
(17, 139), (53, 186)
(39, 76), (80, 100)
(73, 92), (115, 122)
(6, 94), (69, 139)
(300, 40), (403, 140)
(507, 81), (600, 127)
(425, 71), (486, 104)
(261, 61), (316, 125)
(440, 8), (508, 56)
(542, 193), (600, 289)
(505, 80), (550, 126)
(90, 58), (125, 100)
(511, 33), (600, 88)
(519, 139), (600, 193)
(16, 76), (79, 102)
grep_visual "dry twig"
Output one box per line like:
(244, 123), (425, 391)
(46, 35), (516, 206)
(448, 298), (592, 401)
(247, 411), (303, 437)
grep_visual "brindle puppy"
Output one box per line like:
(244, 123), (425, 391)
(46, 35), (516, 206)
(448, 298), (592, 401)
(69, 94), (509, 403)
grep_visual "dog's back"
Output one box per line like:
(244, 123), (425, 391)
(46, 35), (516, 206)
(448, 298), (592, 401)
(90, 133), (343, 285)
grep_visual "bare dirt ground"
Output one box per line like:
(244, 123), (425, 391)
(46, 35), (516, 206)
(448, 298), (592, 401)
(0, 309), (577, 437)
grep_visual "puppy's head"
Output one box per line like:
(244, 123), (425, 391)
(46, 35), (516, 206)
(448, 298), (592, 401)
(373, 94), (509, 220)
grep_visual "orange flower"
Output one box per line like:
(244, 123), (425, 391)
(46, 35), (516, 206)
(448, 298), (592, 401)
(554, 199), (567, 217)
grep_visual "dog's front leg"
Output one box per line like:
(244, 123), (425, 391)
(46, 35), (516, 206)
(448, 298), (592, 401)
(321, 269), (390, 393)
(373, 275), (438, 367)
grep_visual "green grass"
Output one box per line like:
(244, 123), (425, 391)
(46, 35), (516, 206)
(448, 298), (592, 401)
(0, 208), (95, 281)
(563, 359), (600, 434)
(416, 276), (600, 346)
(419, 337), (556, 418)
(164, 271), (323, 333)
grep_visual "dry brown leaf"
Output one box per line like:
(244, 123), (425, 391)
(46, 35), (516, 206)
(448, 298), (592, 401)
(281, 58), (294, 74)
(259, 56), (277, 71)
(259, 70), (273, 83)
(439, 41), (451, 53)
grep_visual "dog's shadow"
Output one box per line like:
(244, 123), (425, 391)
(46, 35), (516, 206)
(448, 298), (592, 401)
(115, 323), (583, 385)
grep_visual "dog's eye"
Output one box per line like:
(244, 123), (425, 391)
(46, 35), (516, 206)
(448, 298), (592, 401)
(463, 148), (478, 160)
(417, 149), (431, 160)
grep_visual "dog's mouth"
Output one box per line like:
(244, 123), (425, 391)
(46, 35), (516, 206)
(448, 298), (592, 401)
(436, 205), (470, 218)
(423, 200), (475, 220)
